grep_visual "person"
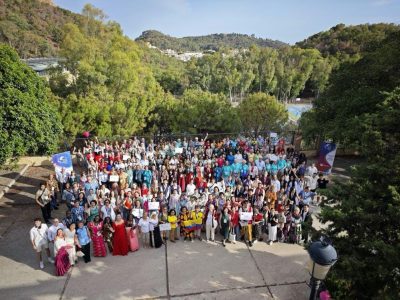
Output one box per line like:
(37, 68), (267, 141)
(240, 200), (253, 247)
(267, 208), (278, 245)
(76, 221), (91, 263)
(88, 215), (107, 257)
(30, 218), (54, 269)
(219, 207), (231, 246)
(112, 213), (129, 255)
(205, 204), (218, 243)
(149, 212), (163, 248)
(54, 229), (72, 276)
(47, 174), (60, 210)
(159, 206), (169, 242)
(103, 217), (114, 253)
(63, 223), (78, 266)
(62, 211), (74, 228)
(87, 200), (99, 223)
(179, 206), (193, 242)
(230, 205), (240, 243)
(100, 199), (116, 221)
(35, 183), (51, 224)
(167, 209), (177, 243)
(126, 214), (139, 252)
(47, 218), (65, 259)
(138, 211), (151, 248)
(301, 204), (312, 243)
(71, 200), (85, 224)
(191, 205), (203, 241)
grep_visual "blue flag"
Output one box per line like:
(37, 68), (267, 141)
(52, 151), (73, 173)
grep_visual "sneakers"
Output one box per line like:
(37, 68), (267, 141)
(253, 240), (258, 244)
(198, 237), (202, 241)
(190, 238), (194, 243)
(48, 257), (55, 264)
(249, 241), (253, 247)
(39, 261), (44, 269)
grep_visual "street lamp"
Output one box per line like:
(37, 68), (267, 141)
(307, 238), (338, 300)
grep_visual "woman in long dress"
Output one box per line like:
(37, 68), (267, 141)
(112, 213), (129, 256)
(103, 217), (114, 253)
(54, 229), (72, 276)
(88, 215), (107, 257)
(63, 223), (78, 266)
(125, 214), (139, 252)
(149, 212), (163, 248)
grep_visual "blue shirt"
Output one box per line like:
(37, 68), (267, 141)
(76, 226), (90, 245)
(222, 165), (232, 178)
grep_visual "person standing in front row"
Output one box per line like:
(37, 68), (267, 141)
(35, 183), (51, 224)
(30, 218), (54, 269)
(205, 204), (218, 243)
(76, 221), (91, 263)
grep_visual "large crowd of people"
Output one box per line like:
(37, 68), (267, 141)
(30, 135), (329, 276)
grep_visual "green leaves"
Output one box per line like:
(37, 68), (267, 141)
(0, 44), (62, 165)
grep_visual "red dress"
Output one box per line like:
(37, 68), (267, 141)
(88, 221), (107, 257)
(112, 221), (129, 256)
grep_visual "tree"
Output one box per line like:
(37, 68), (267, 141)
(300, 31), (400, 147)
(0, 44), (62, 165)
(238, 92), (288, 136)
(173, 89), (240, 134)
(318, 87), (400, 299)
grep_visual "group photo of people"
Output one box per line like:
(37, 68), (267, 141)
(31, 134), (329, 276)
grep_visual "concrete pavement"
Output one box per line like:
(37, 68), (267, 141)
(0, 165), (311, 300)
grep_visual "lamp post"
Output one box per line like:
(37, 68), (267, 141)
(307, 238), (338, 300)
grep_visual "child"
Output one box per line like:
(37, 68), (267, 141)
(138, 211), (150, 248)
(191, 205), (203, 241)
(167, 209), (177, 243)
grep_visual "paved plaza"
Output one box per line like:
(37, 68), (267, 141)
(0, 166), (310, 300)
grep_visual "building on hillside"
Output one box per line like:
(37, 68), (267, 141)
(22, 57), (74, 83)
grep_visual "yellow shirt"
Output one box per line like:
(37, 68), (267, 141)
(168, 216), (177, 229)
(191, 211), (203, 225)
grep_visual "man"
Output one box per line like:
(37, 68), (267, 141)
(55, 168), (68, 196)
(35, 183), (51, 224)
(47, 218), (65, 246)
(30, 218), (54, 269)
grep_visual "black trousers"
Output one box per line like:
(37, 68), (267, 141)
(41, 203), (51, 223)
(80, 243), (91, 263)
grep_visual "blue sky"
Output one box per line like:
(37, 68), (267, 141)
(54, 0), (400, 44)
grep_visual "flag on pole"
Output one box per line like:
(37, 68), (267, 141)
(52, 151), (73, 174)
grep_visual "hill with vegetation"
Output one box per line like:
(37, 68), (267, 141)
(136, 30), (288, 52)
(0, 0), (86, 58)
(296, 23), (400, 58)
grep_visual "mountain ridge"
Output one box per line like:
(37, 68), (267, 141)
(135, 30), (288, 52)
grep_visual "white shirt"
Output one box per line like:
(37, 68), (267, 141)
(271, 179), (281, 192)
(47, 223), (65, 242)
(30, 224), (49, 246)
(138, 218), (150, 233)
(186, 184), (196, 196)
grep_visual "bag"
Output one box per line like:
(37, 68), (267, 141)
(229, 228), (236, 242)
(76, 251), (85, 257)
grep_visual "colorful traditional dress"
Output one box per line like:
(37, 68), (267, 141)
(88, 221), (107, 257)
(179, 212), (194, 239)
(54, 238), (71, 276)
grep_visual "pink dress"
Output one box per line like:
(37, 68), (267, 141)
(88, 221), (107, 257)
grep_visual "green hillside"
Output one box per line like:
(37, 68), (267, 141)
(135, 30), (288, 52)
(296, 23), (400, 57)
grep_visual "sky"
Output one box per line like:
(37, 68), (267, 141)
(54, 0), (400, 44)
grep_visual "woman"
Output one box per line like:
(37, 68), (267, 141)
(54, 229), (72, 276)
(76, 221), (91, 263)
(126, 214), (139, 252)
(112, 213), (129, 256)
(219, 207), (231, 246)
(88, 215), (107, 257)
(267, 208), (278, 245)
(101, 199), (116, 221)
(103, 217), (114, 253)
(87, 200), (99, 223)
(159, 206), (169, 242)
(179, 206), (193, 242)
(149, 212), (163, 248)
(138, 211), (151, 248)
(205, 204), (218, 242)
(63, 223), (78, 266)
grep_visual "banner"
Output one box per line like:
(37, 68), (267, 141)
(51, 151), (73, 174)
(148, 202), (160, 210)
(317, 142), (337, 174)
(240, 212), (253, 221)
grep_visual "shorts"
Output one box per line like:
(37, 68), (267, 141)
(36, 241), (49, 252)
